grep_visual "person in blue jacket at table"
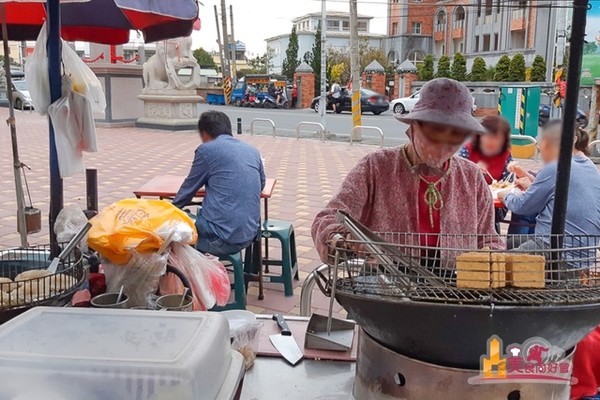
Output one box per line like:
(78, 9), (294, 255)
(173, 111), (266, 256)
(498, 120), (600, 259)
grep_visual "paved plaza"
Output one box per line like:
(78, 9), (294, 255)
(0, 108), (544, 316)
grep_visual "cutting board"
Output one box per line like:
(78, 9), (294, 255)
(256, 318), (358, 361)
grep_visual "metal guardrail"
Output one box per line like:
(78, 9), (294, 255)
(589, 140), (600, 152)
(589, 140), (600, 162)
(350, 126), (385, 148)
(299, 264), (329, 317)
(250, 118), (276, 137)
(296, 122), (325, 142)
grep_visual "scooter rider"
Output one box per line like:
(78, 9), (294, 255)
(268, 83), (282, 105)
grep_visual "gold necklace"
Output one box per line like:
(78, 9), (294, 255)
(402, 145), (451, 228)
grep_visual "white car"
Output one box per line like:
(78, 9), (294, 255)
(391, 91), (477, 115)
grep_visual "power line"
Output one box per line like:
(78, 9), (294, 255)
(306, 0), (592, 9)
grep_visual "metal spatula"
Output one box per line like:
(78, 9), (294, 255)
(47, 222), (92, 274)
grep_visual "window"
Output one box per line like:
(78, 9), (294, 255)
(392, 22), (399, 35)
(327, 20), (338, 30)
(357, 21), (368, 31)
(483, 34), (491, 51)
(435, 10), (446, 31)
(485, 0), (493, 16)
(496, 0), (501, 13)
(342, 20), (350, 30)
(477, 0), (481, 17)
(518, 0), (526, 8)
(411, 22), (422, 34)
(475, 36), (480, 52)
(494, 33), (499, 51)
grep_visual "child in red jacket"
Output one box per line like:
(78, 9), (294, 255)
(571, 326), (600, 399)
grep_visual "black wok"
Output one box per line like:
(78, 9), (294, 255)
(336, 290), (600, 369)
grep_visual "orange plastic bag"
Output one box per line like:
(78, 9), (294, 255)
(88, 199), (197, 265)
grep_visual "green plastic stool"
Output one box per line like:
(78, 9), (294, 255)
(262, 220), (299, 297)
(210, 252), (247, 311)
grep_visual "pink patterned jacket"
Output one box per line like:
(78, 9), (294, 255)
(312, 146), (503, 263)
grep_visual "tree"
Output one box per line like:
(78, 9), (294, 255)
(451, 52), (467, 81)
(508, 53), (526, 82)
(192, 48), (216, 69)
(436, 55), (451, 78)
(584, 41), (598, 55)
(486, 66), (496, 81)
(530, 55), (547, 82)
(282, 26), (300, 80)
(418, 55), (435, 81)
(470, 57), (487, 81)
(494, 55), (511, 81)
(247, 49), (275, 74)
(310, 23), (322, 95)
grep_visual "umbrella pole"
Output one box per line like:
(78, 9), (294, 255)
(46, 0), (63, 246)
(550, 0), (588, 269)
(0, 5), (28, 247)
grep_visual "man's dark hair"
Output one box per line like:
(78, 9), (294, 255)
(197, 111), (232, 138)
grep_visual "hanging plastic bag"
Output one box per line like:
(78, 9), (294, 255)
(55, 205), (89, 252)
(25, 22), (51, 114)
(62, 41), (106, 114)
(168, 243), (231, 310)
(48, 75), (98, 177)
(88, 199), (197, 265)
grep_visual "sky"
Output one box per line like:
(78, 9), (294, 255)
(190, 0), (389, 56)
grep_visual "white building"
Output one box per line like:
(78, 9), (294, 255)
(266, 11), (385, 74)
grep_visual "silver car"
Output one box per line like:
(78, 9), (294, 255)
(12, 80), (33, 110)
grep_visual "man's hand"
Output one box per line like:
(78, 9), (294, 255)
(515, 177), (533, 191)
(497, 191), (509, 204)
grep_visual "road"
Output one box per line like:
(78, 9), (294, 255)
(197, 104), (410, 147)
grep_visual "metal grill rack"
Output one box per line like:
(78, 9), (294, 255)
(325, 213), (600, 307)
(0, 245), (86, 315)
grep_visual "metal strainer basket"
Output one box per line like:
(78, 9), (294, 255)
(0, 245), (86, 323)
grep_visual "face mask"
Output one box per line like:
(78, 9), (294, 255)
(406, 123), (462, 176)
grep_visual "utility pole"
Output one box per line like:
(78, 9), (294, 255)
(220, 0), (232, 104)
(214, 5), (225, 76)
(319, 0), (327, 132)
(229, 4), (237, 82)
(350, 0), (362, 140)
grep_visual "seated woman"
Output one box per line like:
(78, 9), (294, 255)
(458, 115), (512, 231)
(312, 78), (502, 268)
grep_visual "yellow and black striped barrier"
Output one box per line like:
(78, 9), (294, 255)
(352, 91), (361, 127)
(519, 89), (526, 134)
(223, 76), (232, 105)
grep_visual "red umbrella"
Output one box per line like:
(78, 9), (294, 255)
(0, 0), (199, 245)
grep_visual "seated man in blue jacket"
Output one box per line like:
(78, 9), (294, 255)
(173, 111), (266, 256)
(498, 120), (600, 265)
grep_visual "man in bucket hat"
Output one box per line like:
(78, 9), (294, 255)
(312, 78), (502, 265)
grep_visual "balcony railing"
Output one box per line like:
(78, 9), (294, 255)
(511, 8), (526, 20)
(453, 19), (465, 29)
(435, 22), (447, 32)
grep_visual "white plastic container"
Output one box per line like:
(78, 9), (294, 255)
(0, 307), (244, 400)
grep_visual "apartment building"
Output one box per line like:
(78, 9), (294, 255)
(386, 0), (567, 82)
(266, 11), (385, 74)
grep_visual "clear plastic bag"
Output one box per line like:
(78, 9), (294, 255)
(168, 243), (231, 311)
(62, 41), (106, 114)
(25, 22), (51, 114)
(103, 251), (168, 308)
(54, 205), (89, 252)
(231, 322), (262, 370)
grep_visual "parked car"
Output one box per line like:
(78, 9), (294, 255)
(391, 91), (477, 115)
(12, 80), (33, 110)
(310, 87), (389, 115)
(538, 104), (588, 128)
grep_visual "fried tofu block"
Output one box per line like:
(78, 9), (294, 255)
(491, 253), (507, 289)
(505, 254), (546, 288)
(456, 252), (491, 289)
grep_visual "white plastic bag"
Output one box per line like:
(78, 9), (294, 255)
(48, 75), (98, 177)
(25, 22), (51, 114)
(62, 42), (106, 114)
(54, 205), (89, 252)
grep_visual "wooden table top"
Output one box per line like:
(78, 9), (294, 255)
(134, 175), (276, 199)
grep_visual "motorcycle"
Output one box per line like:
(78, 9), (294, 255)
(261, 88), (290, 109)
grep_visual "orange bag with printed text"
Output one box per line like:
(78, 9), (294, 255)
(88, 199), (197, 265)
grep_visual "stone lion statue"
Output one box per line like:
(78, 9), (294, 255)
(142, 36), (202, 92)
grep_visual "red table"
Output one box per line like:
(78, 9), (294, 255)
(134, 175), (276, 220)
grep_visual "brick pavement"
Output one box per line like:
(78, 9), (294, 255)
(0, 109), (545, 317)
